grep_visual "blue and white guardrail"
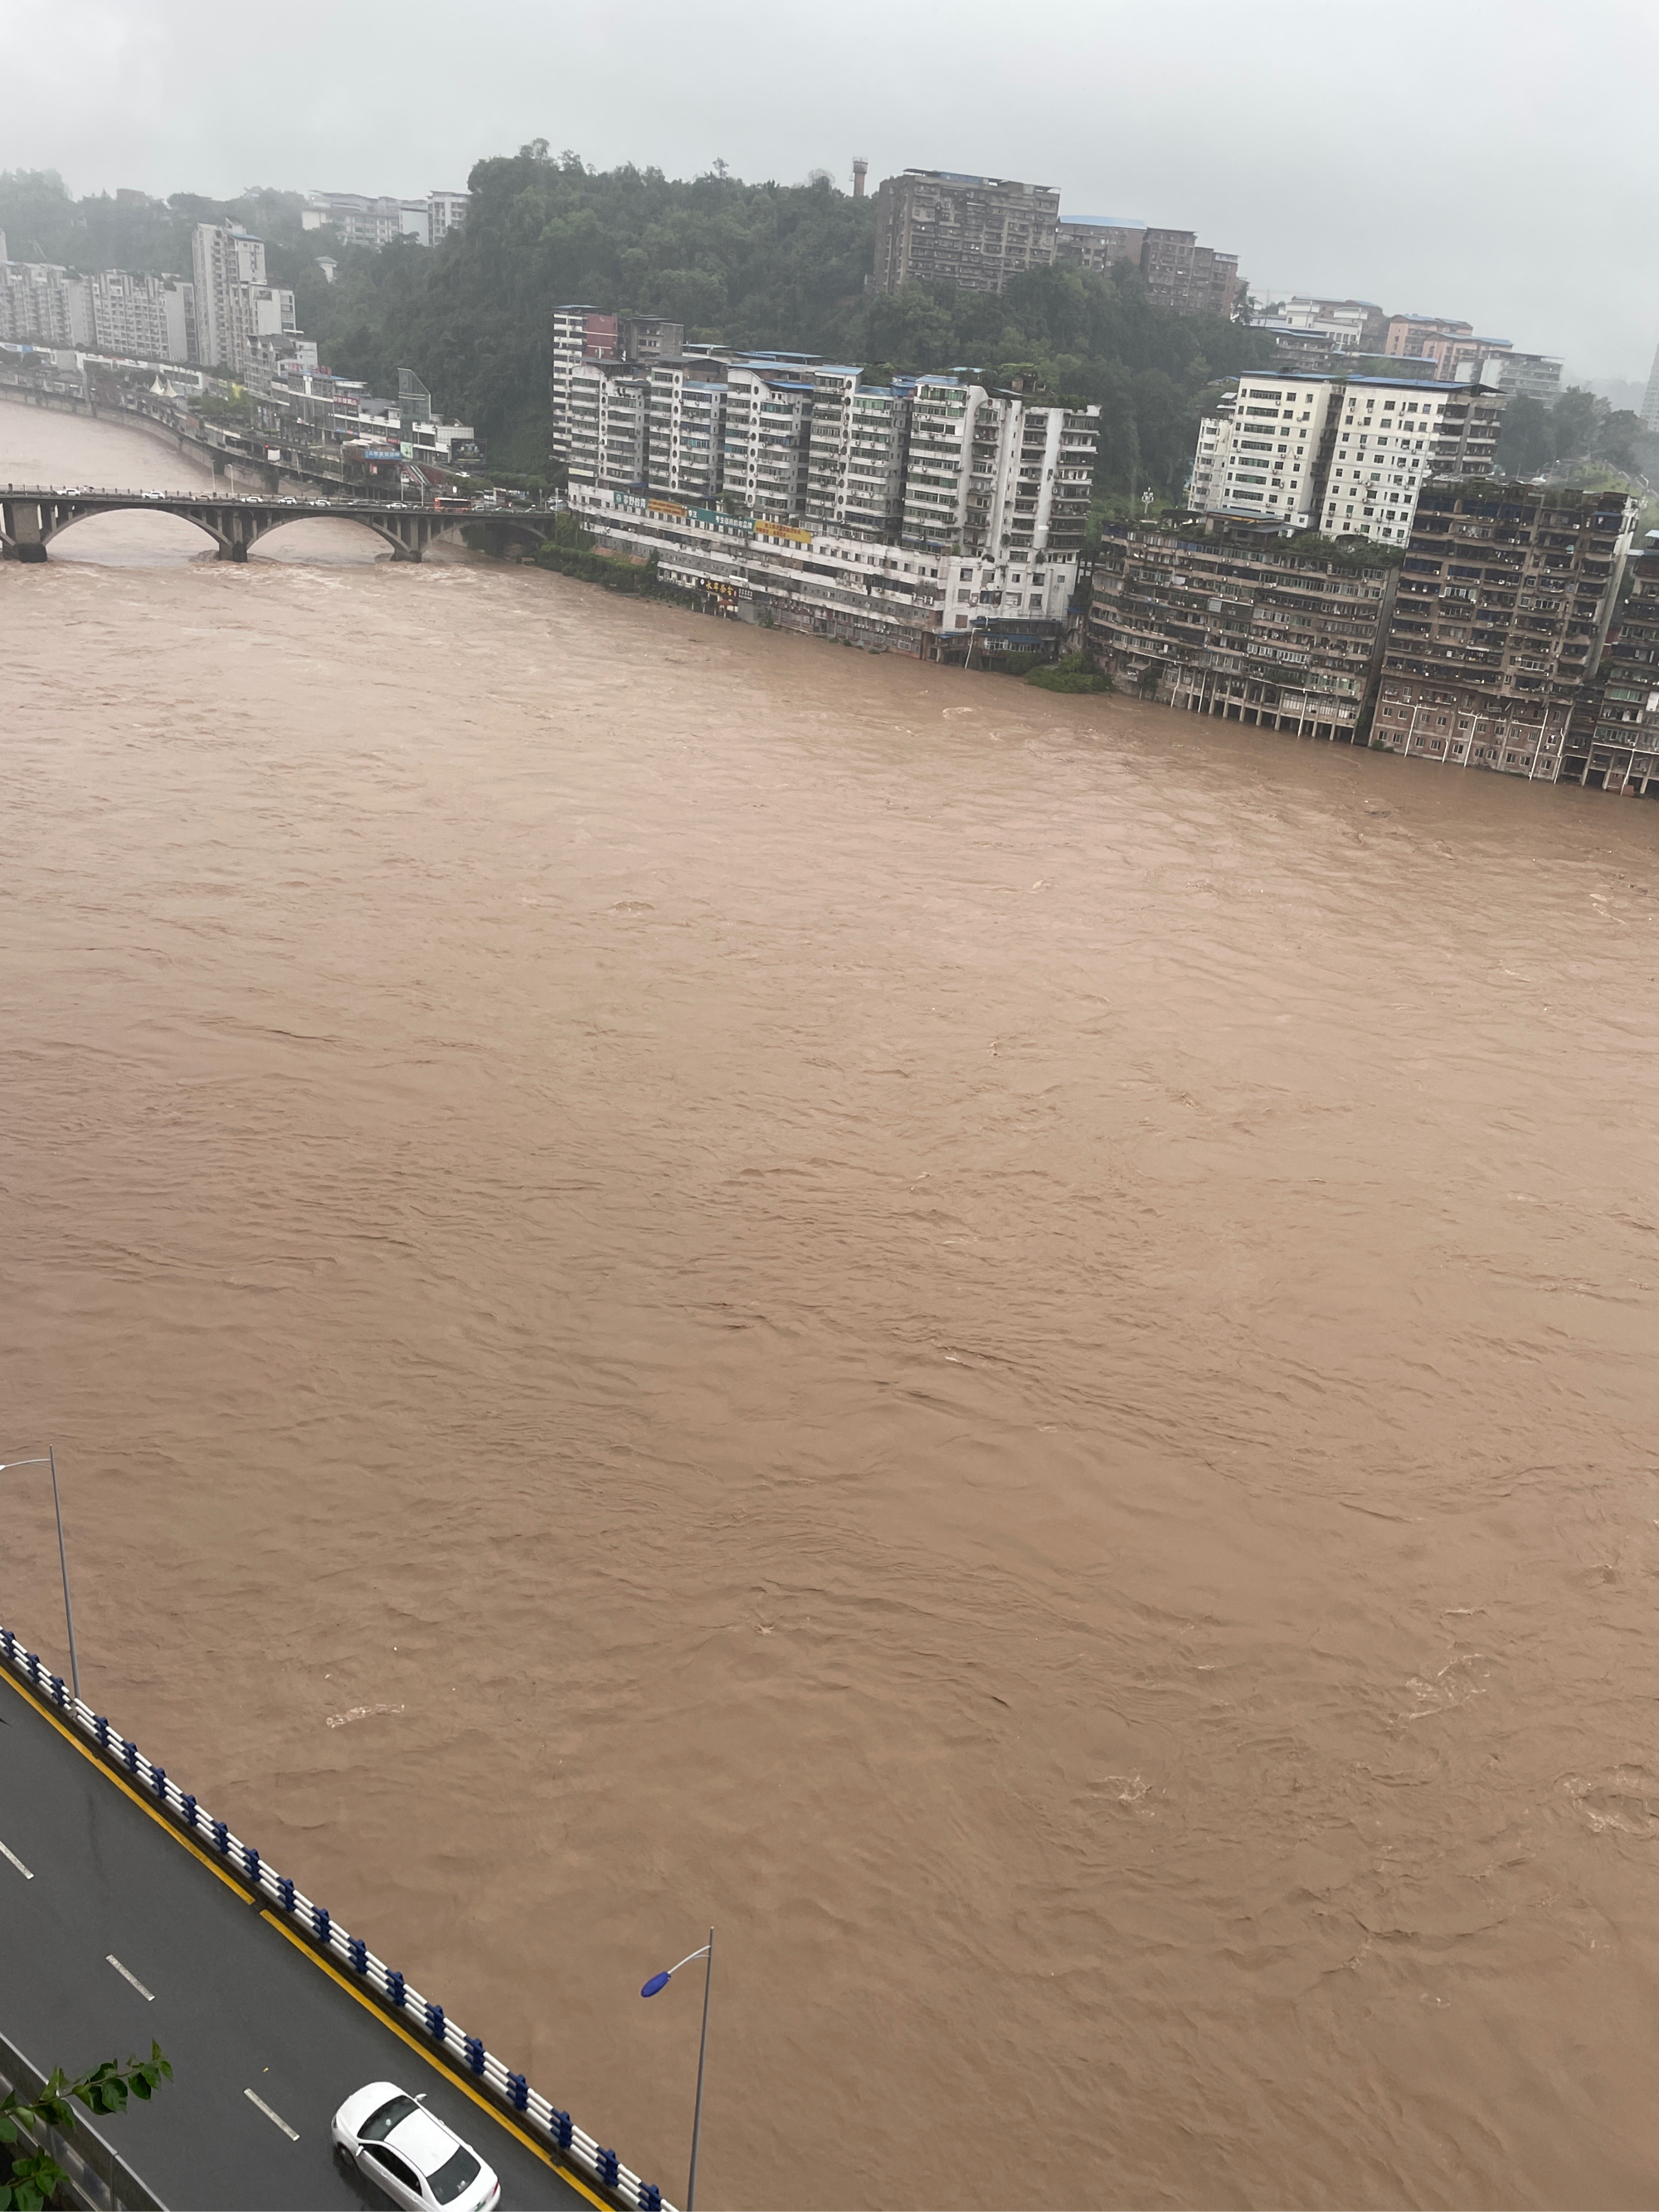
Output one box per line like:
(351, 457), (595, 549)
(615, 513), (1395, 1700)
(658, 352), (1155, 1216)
(0, 1624), (670, 2212)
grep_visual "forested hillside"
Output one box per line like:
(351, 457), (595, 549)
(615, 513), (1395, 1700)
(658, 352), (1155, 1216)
(285, 143), (1278, 488)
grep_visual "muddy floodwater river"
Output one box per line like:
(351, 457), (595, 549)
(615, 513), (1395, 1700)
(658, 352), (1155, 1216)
(5, 403), (1659, 2210)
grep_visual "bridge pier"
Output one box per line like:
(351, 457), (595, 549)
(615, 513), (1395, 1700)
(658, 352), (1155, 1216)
(1, 498), (48, 562)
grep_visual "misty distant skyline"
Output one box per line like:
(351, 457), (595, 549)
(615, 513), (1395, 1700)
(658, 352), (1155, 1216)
(6, 0), (1655, 382)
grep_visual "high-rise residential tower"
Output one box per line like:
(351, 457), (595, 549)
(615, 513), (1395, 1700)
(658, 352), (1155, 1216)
(871, 171), (1060, 296)
(1189, 371), (1507, 547)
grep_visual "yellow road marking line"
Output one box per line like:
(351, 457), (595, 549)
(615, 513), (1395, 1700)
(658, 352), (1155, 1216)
(2, 1672), (616, 2212)
(260, 1911), (610, 2210)
(4, 1675), (249, 1897)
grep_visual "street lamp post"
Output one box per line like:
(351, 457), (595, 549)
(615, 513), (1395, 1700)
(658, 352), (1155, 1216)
(640, 1930), (713, 2212)
(0, 1449), (80, 1700)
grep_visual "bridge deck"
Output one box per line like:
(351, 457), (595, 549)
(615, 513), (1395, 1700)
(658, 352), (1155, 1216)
(0, 1670), (599, 2211)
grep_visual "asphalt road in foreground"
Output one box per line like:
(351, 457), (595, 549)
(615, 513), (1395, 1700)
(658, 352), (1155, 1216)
(0, 1670), (597, 2211)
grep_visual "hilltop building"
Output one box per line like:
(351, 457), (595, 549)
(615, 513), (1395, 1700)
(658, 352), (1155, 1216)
(870, 169), (1243, 317)
(1139, 228), (1242, 318)
(1273, 298), (1389, 354)
(1054, 217), (1147, 274)
(1449, 349), (1563, 403)
(871, 171), (1060, 295)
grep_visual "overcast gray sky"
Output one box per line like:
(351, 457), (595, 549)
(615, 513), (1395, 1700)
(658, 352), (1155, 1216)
(3, 0), (1654, 382)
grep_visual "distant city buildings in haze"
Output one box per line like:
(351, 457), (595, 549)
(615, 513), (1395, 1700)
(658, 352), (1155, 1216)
(301, 190), (469, 249)
(0, 255), (195, 362)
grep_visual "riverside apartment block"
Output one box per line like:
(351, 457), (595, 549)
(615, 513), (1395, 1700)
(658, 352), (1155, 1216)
(551, 301), (1099, 656)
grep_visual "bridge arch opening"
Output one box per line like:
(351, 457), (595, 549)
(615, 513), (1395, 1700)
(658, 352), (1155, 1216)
(42, 507), (225, 565)
(246, 513), (404, 565)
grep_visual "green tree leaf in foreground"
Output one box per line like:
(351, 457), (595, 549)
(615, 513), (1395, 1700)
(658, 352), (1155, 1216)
(0, 2042), (172, 2210)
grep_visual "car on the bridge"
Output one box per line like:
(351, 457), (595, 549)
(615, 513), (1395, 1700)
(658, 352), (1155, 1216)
(332, 2083), (501, 2211)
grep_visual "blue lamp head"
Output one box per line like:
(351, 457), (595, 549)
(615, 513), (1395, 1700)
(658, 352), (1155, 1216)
(640, 1971), (672, 1998)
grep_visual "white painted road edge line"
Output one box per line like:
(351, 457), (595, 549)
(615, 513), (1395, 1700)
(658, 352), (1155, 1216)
(106, 1954), (154, 2001)
(0, 1839), (33, 1880)
(244, 2087), (299, 2142)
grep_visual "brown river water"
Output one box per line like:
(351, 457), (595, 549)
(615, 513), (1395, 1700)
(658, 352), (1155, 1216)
(4, 404), (1659, 2210)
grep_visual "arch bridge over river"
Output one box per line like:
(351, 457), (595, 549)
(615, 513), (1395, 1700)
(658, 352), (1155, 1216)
(0, 485), (556, 563)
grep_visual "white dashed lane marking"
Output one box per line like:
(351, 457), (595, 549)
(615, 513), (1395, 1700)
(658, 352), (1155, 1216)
(244, 2087), (299, 2142)
(0, 1839), (33, 1880)
(106, 1954), (154, 2001)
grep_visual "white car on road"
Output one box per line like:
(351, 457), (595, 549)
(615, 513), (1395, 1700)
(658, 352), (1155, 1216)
(332, 2082), (501, 2211)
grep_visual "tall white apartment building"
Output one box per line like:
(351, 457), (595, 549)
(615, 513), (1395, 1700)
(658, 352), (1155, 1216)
(191, 224), (275, 373)
(1189, 372), (1507, 547)
(806, 368), (912, 540)
(1316, 381), (1459, 541)
(1640, 336), (1659, 435)
(88, 269), (195, 362)
(647, 357), (727, 506)
(722, 361), (816, 522)
(1188, 374), (1335, 528)
(566, 357), (650, 493)
(901, 377), (1099, 555)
